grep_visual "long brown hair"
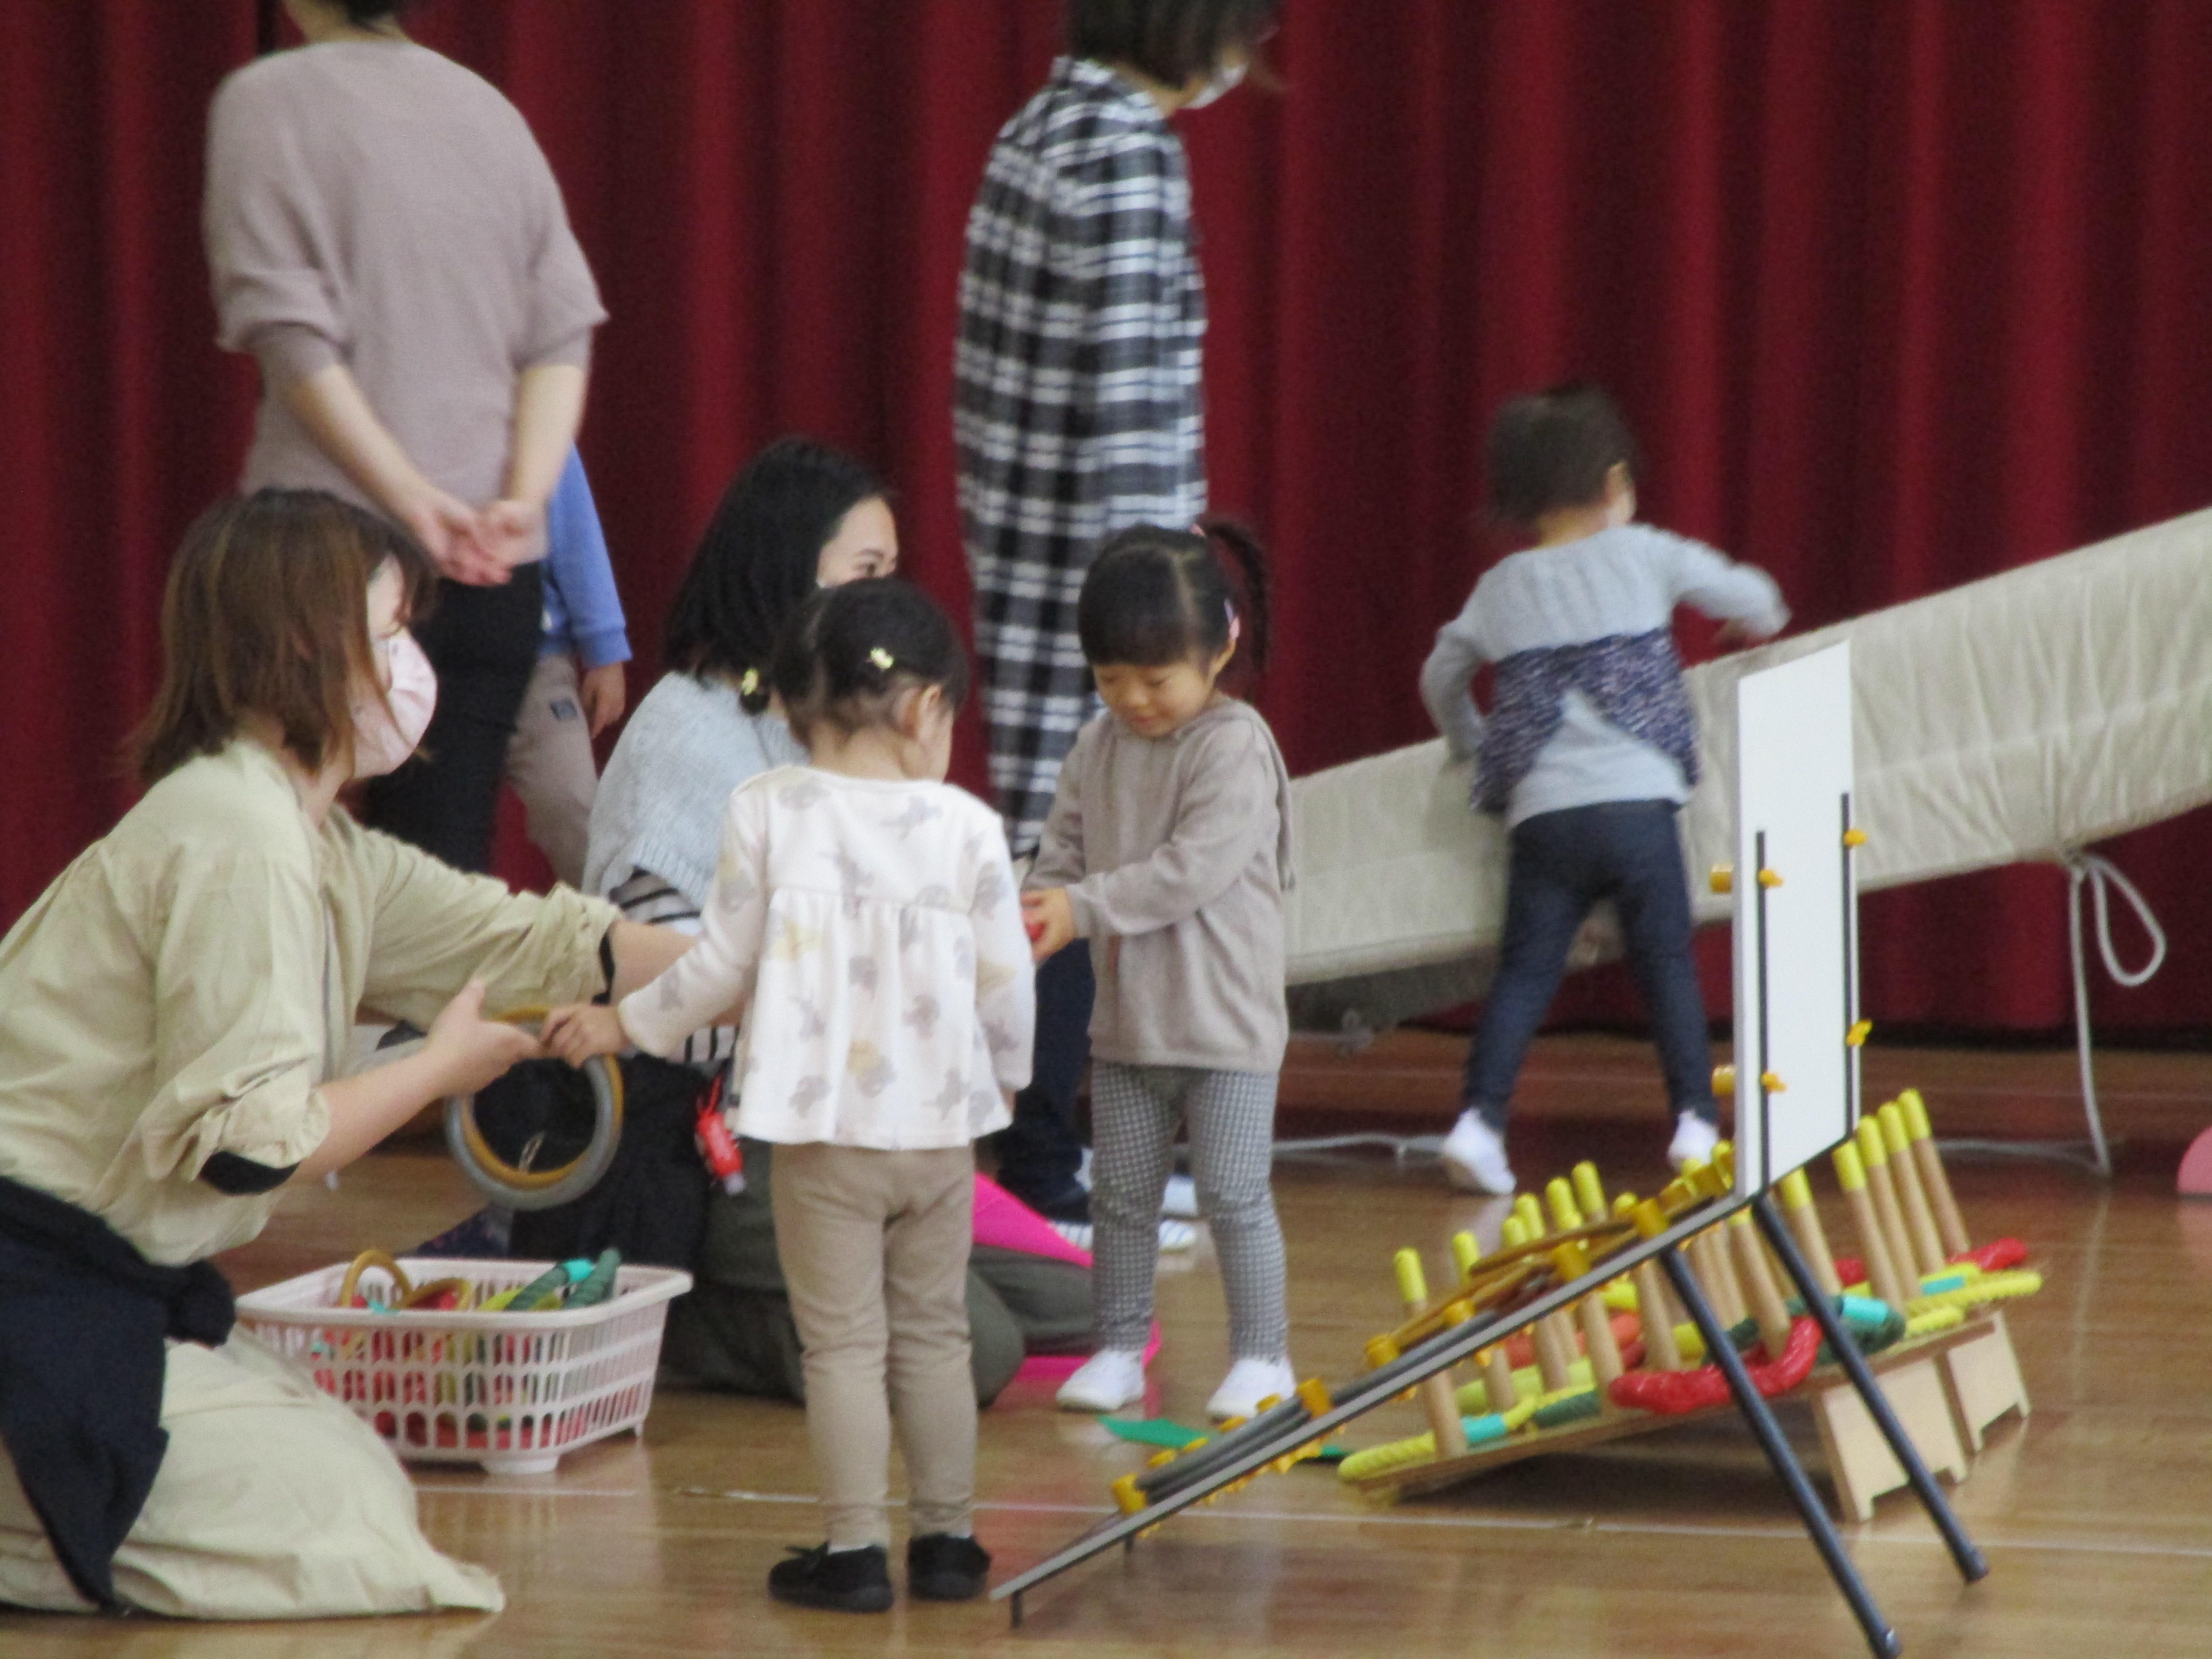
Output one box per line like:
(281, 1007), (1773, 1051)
(131, 490), (437, 785)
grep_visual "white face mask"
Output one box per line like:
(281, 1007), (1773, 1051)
(1183, 58), (1246, 110)
(350, 629), (438, 778)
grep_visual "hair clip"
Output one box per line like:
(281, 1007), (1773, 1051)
(739, 667), (760, 697)
(868, 647), (895, 671)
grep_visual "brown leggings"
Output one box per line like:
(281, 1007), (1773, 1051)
(770, 1142), (976, 1550)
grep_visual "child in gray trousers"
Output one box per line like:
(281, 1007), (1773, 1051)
(1024, 521), (1298, 1425)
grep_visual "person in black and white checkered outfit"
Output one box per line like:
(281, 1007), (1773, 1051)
(954, 0), (1279, 1226)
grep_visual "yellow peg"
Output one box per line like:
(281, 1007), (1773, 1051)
(1843, 827), (1869, 848)
(1501, 1214), (1530, 1250)
(1297, 1377), (1334, 1417)
(1778, 1167), (1841, 1298)
(1572, 1161), (1607, 1221)
(1712, 1064), (1736, 1097)
(1854, 1117), (1889, 1167)
(1709, 865), (1735, 894)
(1713, 1143), (1736, 1189)
(1112, 1474), (1148, 1514)
(1832, 1142), (1913, 1311)
(1513, 1192), (1547, 1240)
(1629, 1199), (1671, 1241)
(1393, 1248), (1429, 1310)
(1545, 1177), (1584, 1233)
(1878, 1101), (1948, 1276)
(1846, 1020), (1873, 1048)
(1551, 1240), (1593, 1282)
(1451, 1230), (1481, 1281)
(1395, 1254), (1468, 1457)
(1364, 1335), (1399, 1368)
(1760, 1071), (1787, 1093)
(1899, 1088), (1972, 1257)
(1612, 1191), (1639, 1216)
(1832, 1141), (1866, 1191)
(1758, 867), (1784, 888)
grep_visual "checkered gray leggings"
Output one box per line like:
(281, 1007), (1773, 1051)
(1089, 1063), (1288, 1359)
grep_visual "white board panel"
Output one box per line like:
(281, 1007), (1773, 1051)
(1733, 642), (1858, 1194)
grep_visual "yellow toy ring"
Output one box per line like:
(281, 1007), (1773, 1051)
(442, 1006), (625, 1212)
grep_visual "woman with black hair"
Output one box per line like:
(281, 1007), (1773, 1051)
(205, 0), (605, 875)
(558, 440), (1088, 1406)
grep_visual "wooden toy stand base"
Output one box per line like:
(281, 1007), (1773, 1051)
(1349, 1312), (2016, 1523)
(996, 1194), (1987, 1659)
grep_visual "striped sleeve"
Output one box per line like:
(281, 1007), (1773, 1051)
(607, 868), (737, 1073)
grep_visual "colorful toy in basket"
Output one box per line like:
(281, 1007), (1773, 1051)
(1334, 1096), (2036, 1516)
(234, 1251), (692, 1476)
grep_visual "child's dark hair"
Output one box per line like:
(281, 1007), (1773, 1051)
(1487, 383), (1643, 527)
(771, 579), (969, 747)
(1076, 517), (1271, 674)
(1069, 0), (1280, 89)
(664, 436), (889, 712)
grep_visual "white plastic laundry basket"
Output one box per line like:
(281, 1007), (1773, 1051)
(235, 1257), (692, 1476)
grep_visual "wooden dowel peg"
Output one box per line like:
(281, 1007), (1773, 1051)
(1833, 1142), (1913, 1311)
(1394, 1248), (1467, 1455)
(1534, 1313), (1578, 1392)
(1698, 1225), (1748, 1328)
(1778, 1168), (1842, 1298)
(1901, 1090), (1973, 1257)
(1632, 1259), (1683, 1370)
(1482, 1345), (1519, 1411)
(1580, 1291), (1626, 1387)
(1878, 1101), (1949, 1277)
(1854, 1118), (1923, 1294)
(1731, 1212), (1794, 1360)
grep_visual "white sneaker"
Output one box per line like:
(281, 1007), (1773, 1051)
(1439, 1110), (1516, 1195)
(1668, 1112), (1721, 1172)
(1161, 1173), (1199, 1218)
(1206, 1356), (1298, 1423)
(1049, 1218), (1197, 1253)
(1057, 1348), (1148, 1412)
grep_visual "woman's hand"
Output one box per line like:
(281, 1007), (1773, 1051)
(425, 980), (542, 1096)
(541, 1002), (630, 1066)
(1021, 888), (1077, 963)
(400, 488), (505, 585)
(477, 497), (547, 572)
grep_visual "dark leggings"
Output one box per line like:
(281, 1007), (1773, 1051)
(1463, 800), (1718, 1130)
(364, 565), (544, 874)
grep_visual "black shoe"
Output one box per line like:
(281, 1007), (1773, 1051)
(906, 1532), (991, 1601)
(767, 1543), (893, 1613)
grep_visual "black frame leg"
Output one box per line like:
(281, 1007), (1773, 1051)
(1753, 1192), (1989, 1583)
(1663, 1244), (1903, 1659)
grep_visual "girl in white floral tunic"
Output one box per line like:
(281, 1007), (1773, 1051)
(546, 579), (1033, 1613)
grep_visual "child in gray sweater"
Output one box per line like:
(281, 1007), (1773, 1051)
(1024, 522), (1297, 1424)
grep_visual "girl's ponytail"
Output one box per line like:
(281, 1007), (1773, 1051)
(1195, 516), (1272, 675)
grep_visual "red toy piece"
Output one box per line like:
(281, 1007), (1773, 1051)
(1607, 1315), (1821, 1416)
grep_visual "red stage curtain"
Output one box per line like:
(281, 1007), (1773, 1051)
(4, 1), (2209, 1034)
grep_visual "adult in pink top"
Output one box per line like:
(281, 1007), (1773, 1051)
(204, 0), (606, 872)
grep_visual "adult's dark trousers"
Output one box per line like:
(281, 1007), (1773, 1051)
(365, 563), (544, 874)
(993, 941), (1094, 1217)
(1462, 799), (1718, 1130)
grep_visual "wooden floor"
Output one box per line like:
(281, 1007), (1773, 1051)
(7, 1035), (2212, 1657)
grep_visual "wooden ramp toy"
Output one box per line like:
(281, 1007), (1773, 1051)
(1338, 1099), (2034, 1522)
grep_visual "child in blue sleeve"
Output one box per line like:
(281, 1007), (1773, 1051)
(506, 449), (631, 885)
